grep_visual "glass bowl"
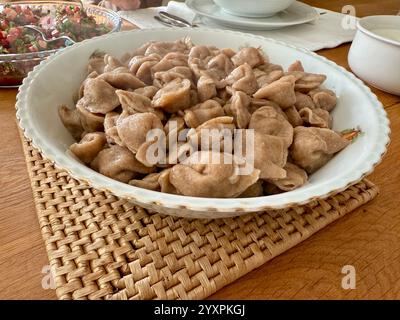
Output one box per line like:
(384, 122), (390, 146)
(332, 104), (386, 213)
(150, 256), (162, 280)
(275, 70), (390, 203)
(0, 1), (122, 88)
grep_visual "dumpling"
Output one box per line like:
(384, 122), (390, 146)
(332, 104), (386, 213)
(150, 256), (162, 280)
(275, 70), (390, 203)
(290, 126), (350, 174)
(87, 51), (105, 74)
(284, 106), (304, 127)
(224, 91), (251, 129)
(98, 70), (145, 90)
(299, 107), (332, 128)
(249, 106), (293, 148)
(152, 78), (191, 113)
(253, 67), (283, 88)
(116, 90), (154, 113)
(151, 52), (188, 73)
(288, 60), (304, 72)
(70, 132), (106, 164)
(231, 47), (267, 68)
(59, 105), (84, 141)
(253, 75), (296, 109)
(207, 53), (234, 79)
(294, 91), (315, 110)
(184, 99), (224, 128)
(153, 66), (193, 87)
(134, 86), (159, 99)
(225, 63), (258, 95)
(268, 162), (308, 191)
(169, 151), (260, 198)
(252, 132), (288, 180)
(286, 70), (327, 93)
(77, 78), (119, 114)
(129, 54), (161, 85)
(197, 75), (217, 102)
(91, 145), (154, 183)
(103, 54), (123, 73)
(117, 112), (164, 154)
(309, 88), (337, 112)
(104, 112), (123, 145)
(239, 181), (264, 197)
(76, 103), (104, 133)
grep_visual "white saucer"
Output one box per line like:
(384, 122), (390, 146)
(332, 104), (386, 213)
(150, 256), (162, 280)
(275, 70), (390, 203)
(186, 0), (319, 31)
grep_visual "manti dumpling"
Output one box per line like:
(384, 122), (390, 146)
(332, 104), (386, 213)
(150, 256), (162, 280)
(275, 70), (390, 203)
(169, 151), (260, 198)
(91, 145), (154, 183)
(290, 126), (349, 174)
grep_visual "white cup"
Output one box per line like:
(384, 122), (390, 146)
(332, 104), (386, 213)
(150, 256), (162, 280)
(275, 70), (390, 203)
(348, 15), (400, 96)
(213, 0), (295, 18)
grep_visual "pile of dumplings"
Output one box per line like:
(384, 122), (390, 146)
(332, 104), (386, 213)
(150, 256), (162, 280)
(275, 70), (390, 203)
(59, 38), (351, 198)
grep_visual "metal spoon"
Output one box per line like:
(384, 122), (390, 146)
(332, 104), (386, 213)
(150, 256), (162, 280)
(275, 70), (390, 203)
(158, 11), (198, 27)
(23, 25), (76, 45)
(154, 15), (184, 28)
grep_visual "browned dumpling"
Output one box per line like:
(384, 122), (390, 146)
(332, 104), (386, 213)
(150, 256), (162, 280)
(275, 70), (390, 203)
(78, 71), (98, 100)
(253, 75), (296, 109)
(59, 105), (84, 141)
(77, 78), (119, 114)
(309, 88), (337, 112)
(129, 54), (161, 85)
(151, 52), (188, 73)
(70, 132), (106, 164)
(252, 132), (288, 180)
(290, 126), (349, 174)
(87, 52), (105, 74)
(294, 91), (315, 110)
(287, 70), (327, 93)
(224, 91), (251, 129)
(249, 106), (293, 148)
(299, 107), (332, 128)
(284, 106), (304, 127)
(169, 151), (260, 198)
(197, 75), (217, 102)
(231, 47), (266, 68)
(184, 99), (224, 128)
(152, 78), (191, 113)
(288, 60), (304, 72)
(76, 103), (104, 133)
(97, 70), (145, 90)
(225, 63), (258, 95)
(145, 39), (190, 57)
(91, 145), (154, 183)
(239, 180), (264, 197)
(269, 162), (308, 191)
(253, 67), (283, 88)
(117, 112), (163, 154)
(103, 54), (123, 73)
(153, 66), (193, 87)
(116, 90), (154, 113)
(104, 112), (123, 145)
(207, 53), (234, 79)
(129, 172), (161, 191)
(134, 86), (159, 99)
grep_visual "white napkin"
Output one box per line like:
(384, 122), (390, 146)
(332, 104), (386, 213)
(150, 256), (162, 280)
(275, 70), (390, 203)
(119, 1), (356, 51)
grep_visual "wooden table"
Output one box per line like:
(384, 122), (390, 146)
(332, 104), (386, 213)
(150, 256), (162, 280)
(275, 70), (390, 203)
(1, 1), (400, 300)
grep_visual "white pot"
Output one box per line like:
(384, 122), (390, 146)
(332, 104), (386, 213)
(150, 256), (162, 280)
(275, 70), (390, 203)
(213, 0), (295, 18)
(348, 15), (400, 96)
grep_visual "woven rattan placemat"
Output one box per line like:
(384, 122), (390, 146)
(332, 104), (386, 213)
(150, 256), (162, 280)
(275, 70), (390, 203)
(20, 135), (378, 300)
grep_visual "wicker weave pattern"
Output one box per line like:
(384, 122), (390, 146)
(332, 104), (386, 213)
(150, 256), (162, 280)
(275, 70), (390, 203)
(21, 138), (378, 300)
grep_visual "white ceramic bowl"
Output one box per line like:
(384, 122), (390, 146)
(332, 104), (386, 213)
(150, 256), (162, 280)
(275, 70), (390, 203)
(213, 0), (295, 18)
(348, 15), (400, 96)
(16, 28), (390, 219)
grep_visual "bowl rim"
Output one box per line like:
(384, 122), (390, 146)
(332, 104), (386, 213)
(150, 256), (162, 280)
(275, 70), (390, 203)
(357, 15), (400, 47)
(16, 27), (391, 213)
(0, 1), (122, 60)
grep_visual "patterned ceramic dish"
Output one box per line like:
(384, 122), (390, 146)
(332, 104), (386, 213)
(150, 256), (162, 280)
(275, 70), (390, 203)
(0, 1), (121, 88)
(16, 28), (390, 219)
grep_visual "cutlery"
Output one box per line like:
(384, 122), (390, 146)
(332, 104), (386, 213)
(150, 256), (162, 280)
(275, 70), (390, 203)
(154, 15), (182, 27)
(159, 11), (198, 27)
(24, 25), (76, 45)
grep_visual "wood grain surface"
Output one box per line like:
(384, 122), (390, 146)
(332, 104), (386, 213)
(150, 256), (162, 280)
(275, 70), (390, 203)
(0, 0), (400, 300)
